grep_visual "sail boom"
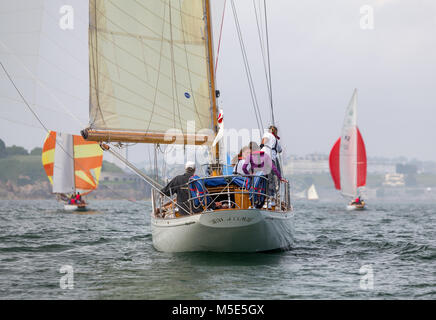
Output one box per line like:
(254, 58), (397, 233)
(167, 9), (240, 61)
(82, 129), (213, 145)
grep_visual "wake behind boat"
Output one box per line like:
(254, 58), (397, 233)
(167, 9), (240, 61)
(346, 202), (365, 211)
(64, 203), (88, 212)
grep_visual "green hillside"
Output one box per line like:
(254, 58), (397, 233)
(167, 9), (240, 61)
(0, 155), (46, 185)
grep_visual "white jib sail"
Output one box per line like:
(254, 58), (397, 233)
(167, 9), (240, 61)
(53, 133), (75, 194)
(339, 89), (358, 197)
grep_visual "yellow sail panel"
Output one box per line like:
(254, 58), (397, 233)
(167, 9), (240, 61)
(89, 0), (214, 135)
(73, 135), (103, 192)
(42, 131), (56, 185)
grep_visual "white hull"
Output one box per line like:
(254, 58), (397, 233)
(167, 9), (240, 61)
(346, 204), (365, 211)
(64, 204), (87, 211)
(151, 209), (294, 253)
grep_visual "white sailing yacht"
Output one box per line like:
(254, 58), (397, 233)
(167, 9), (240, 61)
(294, 184), (319, 200)
(81, 0), (294, 252)
(329, 89), (367, 210)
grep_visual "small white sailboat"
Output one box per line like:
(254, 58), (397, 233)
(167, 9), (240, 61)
(42, 131), (103, 211)
(293, 184), (318, 201)
(329, 89), (367, 211)
(307, 184), (319, 201)
(81, 0), (294, 252)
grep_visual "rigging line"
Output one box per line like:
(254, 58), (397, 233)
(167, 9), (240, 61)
(230, 1), (258, 122)
(147, 144), (152, 172)
(0, 115), (47, 131)
(178, 0), (203, 128)
(263, 0), (275, 126)
(0, 61), (90, 184)
(143, 2), (167, 136)
(107, 142), (192, 215)
(91, 45), (211, 115)
(139, 37), (150, 82)
(108, 0), (201, 43)
(92, 27), (208, 85)
(0, 62), (51, 133)
(230, 0), (263, 132)
(0, 39), (86, 128)
(253, 0), (272, 109)
(0, 95), (88, 120)
(168, 1), (184, 132)
(214, 0), (227, 75)
(91, 0), (106, 128)
(90, 68), (210, 122)
(0, 61), (141, 205)
(154, 144), (159, 181)
(232, 0), (264, 130)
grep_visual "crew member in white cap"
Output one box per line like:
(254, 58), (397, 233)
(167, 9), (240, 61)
(161, 161), (196, 215)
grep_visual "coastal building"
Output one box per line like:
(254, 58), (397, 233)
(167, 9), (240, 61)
(283, 154), (399, 176)
(383, 173), (405, 187)
(100, 172), (142, 183)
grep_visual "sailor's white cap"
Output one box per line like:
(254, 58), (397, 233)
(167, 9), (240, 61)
(185, 161), (195, 169)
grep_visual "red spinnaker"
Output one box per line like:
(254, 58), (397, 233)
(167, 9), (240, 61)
(329, 128), (367, 191)
(356, 128), (367, 187)
(329, 138), (341, 190)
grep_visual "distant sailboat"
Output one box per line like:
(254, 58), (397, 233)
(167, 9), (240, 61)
(329, 89), (367, 210)
(307, 184), (319, 201)
(42, 131), (103, 211)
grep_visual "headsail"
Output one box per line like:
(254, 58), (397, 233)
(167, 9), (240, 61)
(42, 131), (103, 195)
(53, 132), (75, 194)
(329, 89), (367, 197)
(339, 89), (358, 197)
(86, 0), (217, 145)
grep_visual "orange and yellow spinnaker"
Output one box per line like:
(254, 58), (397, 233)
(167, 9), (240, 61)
(42, 131), (103, 195)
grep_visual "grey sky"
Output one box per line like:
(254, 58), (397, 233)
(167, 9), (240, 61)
(1, 0), (435, 164)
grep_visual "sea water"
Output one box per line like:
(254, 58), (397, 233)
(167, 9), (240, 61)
(0, 200), (434, 299)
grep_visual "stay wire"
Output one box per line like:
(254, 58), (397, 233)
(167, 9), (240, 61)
(0, 61), (141, 205)
(253, 0), (272, 112)
(263, 0), (276, 126)
(230, 0), (264, 133)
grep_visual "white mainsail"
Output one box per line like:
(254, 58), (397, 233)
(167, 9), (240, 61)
(339, 89), (358, 197)
(307, 184), (319, 200)
(52, 133), (75, 194)
(88, 0), (216, 136)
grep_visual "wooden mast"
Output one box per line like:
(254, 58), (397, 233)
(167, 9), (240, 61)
(205, 0), (220, 165)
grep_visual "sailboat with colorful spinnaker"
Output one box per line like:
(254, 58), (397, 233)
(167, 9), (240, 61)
(329, 89), (367, 210)
(42, 131), (103, 211)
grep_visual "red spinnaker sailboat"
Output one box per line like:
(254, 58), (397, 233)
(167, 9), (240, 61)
(329, 89), (367, 210)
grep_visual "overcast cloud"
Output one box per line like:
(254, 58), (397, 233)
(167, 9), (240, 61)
(1, 0), (435, 163)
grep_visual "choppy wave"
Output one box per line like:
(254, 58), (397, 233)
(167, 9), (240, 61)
(0, 199), (434, 299)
